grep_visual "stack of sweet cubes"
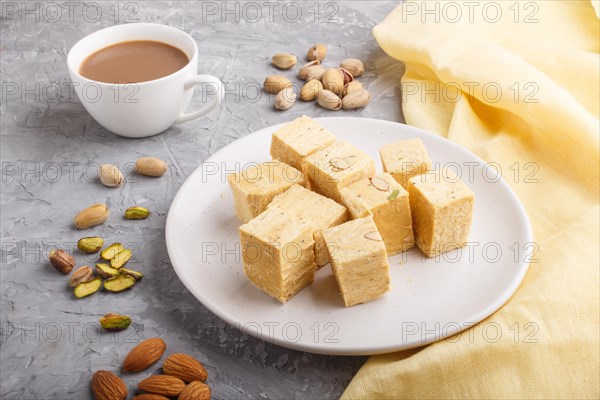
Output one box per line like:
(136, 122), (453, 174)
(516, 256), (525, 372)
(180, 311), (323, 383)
(227, 116), (474, 307)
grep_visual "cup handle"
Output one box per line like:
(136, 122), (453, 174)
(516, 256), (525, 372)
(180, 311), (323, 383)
(175, 75), (223, 124)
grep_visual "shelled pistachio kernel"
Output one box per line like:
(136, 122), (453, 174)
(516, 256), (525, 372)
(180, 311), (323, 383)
(125, 206), (150, 220)
(77, 236), (104, 253)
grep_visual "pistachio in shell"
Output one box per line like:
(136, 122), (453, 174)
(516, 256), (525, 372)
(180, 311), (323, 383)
(74, 204), (109, 230)
(271, 53), (297, 70)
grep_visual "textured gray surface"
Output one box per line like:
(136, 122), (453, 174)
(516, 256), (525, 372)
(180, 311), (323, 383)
(0, 1), (404, 399)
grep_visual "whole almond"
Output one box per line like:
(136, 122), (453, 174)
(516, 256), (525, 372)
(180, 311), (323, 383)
(163, 353), (208, 383)
(48, 249), (75, 274)
(99, 164), (124, 187)
(69, 266), (94, 288)
(91, 370), (127, 400)
(179, 381), (211, 400)
(138, 375), (185, 397)
(135, 157), (168, 177)
(263, 75), (292, 94)
(133, 395), (170, 400)
(123, 338), (167, 372)
(74, 204), (110, 229)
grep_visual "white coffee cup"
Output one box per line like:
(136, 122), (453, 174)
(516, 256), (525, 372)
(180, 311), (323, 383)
(67, 23), (223, 138)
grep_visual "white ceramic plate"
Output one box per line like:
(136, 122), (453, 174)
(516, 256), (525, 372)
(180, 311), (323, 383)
(166, 117), (533, 355)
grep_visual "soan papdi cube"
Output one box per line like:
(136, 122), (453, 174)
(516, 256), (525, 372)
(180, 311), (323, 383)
(380, 138), (431, 188)
(267, 185), (347, 267)
(270, 115), (336, 170)
(407, 169), (475, 258)
(322, 216), (390, 307)
(302, 141), (376, 203)
(239, 209), (316, 303)
(339, 173), (414, 255)
(227, 160), (305, 223)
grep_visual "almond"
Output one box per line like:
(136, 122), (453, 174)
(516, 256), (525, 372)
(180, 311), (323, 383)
(138, 375), (185, 397)
(123, 338), (167, 372)
(179, 381), (211, 400)
(91, 370), (127, 400)
(163, 353), (208, 383)
(133, 395), (169, 400)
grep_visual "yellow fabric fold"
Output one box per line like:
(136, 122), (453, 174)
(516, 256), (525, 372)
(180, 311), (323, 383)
(342, 1), (600, 399)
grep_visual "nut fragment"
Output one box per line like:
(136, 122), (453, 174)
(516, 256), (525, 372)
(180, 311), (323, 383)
(49, 250), (75, 274)
(99, 164), (124, 187)
(100, 313), (132, 331)
(104, 274), (136, 292)
(263, 75), (292, 94)
(91, 370), (127, 400)
(274, 87), (296, 111)
(74, 204), (109, 229)
(370, 176), (390, 192)
(125, 206), (150, 220)
(329, 157), (349, 171)
(338, 67), (354, 85)
(300, 79), (323, 101)
(271, 53), (297, 70)
(321, 68), (344, 94)
(96, 263), (120, 279)
(297, 60), (321, 80)
(138, 375), (185, 397)
(123, 337), (167, 372)
(120, 268), (144, 280)
(77, 236), (104, 254)
(101, 243), (125, 260)
(74, 277), (102, 298)
(179, 381), (211, 400)
(110, 249), (132, 269)
(163, 353), (208, 383)
(70, 266), (94, 288)
(364, 231), (383, 241)
(135, 157), (168, 177)
(342, 81), (363, 97)
(133, 395), (169, 400)
(307, 44), (327, 61)
(340, 58), (365, 77)
(342, 88), (371, 110)
(317, 90), (342, 111)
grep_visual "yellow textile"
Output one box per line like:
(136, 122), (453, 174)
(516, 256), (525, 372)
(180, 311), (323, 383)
(343, 1), (600, 399)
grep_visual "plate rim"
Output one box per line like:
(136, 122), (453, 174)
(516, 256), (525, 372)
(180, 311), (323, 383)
(165, 117), (533, 355)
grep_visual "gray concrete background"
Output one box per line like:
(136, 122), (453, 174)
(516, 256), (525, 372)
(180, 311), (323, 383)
(0, 1), (404, 399)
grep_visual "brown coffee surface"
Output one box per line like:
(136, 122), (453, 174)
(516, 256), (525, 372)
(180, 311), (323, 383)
(79, 40), (189, 84)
